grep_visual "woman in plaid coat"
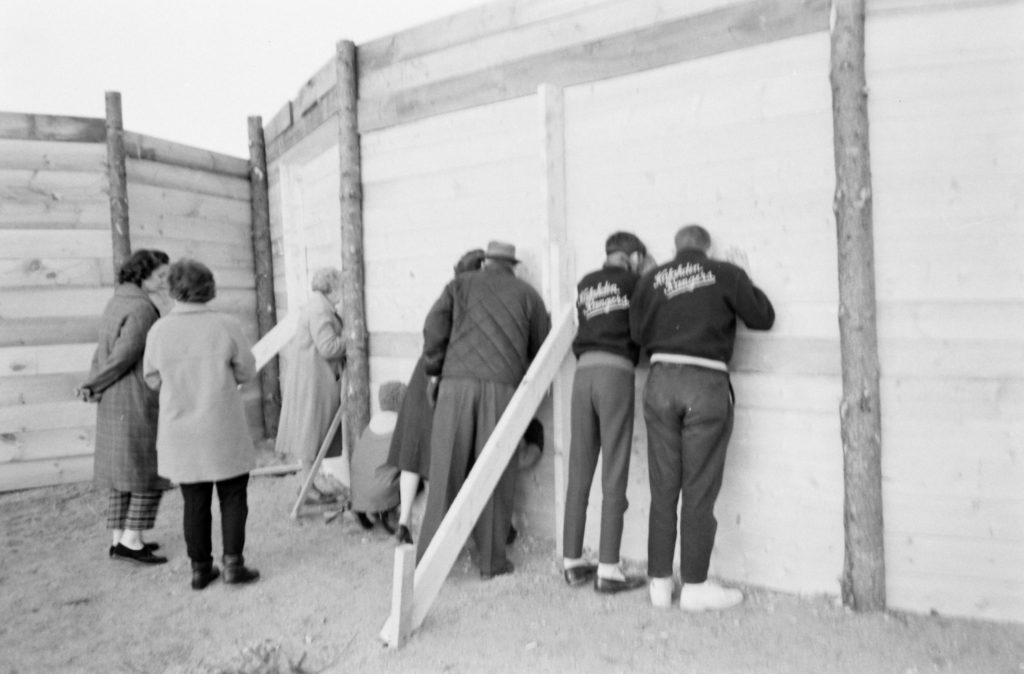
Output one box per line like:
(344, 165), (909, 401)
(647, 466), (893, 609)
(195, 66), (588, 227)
(79, 249), (171, 565)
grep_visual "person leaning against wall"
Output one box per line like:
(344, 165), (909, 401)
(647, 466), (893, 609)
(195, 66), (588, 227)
(630, 224), (774, 611)
(274, 267), (348, 505)
(142, 259), (261, 590)
(417, 241), (551, 579)
(78, 249), (172, 565)
(562, 231), (654, 593)
(385, 248), (486, 545)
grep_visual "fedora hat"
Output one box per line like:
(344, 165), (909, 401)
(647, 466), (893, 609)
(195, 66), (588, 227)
(484, 240), (519, 264)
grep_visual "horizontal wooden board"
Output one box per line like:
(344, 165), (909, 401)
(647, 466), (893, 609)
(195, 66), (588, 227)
(359, 0), (752, 98)
(0, 287), (109, 319)
(127, 158), (251, 202)
(0, 112), (106, 143)
(126, 182), (251, 227)
(357, 0), (829, 132)
(0, 454), (93, 493)
(0, 139), (106, 172)
(0, 400), (94, 435)
(884, 491), (1024, 542)
(0, 372), (84, 407)
(129, 213), (253, 248)
(122, 131), (249, 178)
(713, 524), (842, 595)
(0, 257), (112, 290)
(887, 533), (1024, 584)
(0, 425), (95, 464)
(886, 568), (1024, 624)
(1, 342), (96, 378)
(0, 315), (101, 348)
(879, 339), (1024, 380)
(263, 102), (292, 144)
(881, 376), (1024, 422)
(131, 237), (255, 277)
(0, 192), (109, 229)
(0, 168), (107, 200)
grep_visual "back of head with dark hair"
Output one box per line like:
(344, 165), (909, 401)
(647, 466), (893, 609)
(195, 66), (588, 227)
(453, 248), (485, 275)
(605, 232), (646, 257)
(117, 249), (170, 286)
(674, 224), (711, 253)
(168, 258), (217, 304)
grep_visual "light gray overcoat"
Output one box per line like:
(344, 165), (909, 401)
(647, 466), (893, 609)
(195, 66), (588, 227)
(274, 293), (347, 462)
(143, 303), (257, 483)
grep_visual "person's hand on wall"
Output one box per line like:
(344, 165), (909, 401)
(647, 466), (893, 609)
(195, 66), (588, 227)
(717, 245), (751, 276)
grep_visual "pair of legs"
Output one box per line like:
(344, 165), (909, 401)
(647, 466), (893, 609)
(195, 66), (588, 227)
(107, 489), (162, 549)
(179, 473), (250, 564)
(563, 363), (637, 586)
(644, 364), (739, 609)
(417, 378), (517, 577)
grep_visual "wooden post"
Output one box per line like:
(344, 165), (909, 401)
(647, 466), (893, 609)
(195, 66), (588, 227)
(104, 91), (130, 275)
(248, 116), (282, 439)
(383, 544), (416, 648)
(539, 83), (574, 554)
(830, 0), (886, 612)
(336, 39), (371, 446)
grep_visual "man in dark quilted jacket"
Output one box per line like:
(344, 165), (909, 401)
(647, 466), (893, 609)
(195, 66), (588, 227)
(417, 240), (550, 579)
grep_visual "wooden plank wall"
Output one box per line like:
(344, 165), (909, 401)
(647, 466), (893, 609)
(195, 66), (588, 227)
(262, 0), (1023, 623)
(0, 113), (111, 491)
(866, 2), (1024, 623)
(563, 30), (842, 594)
(124, 132), (264, 440)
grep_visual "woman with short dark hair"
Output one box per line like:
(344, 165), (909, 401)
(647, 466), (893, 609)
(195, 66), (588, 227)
(79, 248), (171, 564)
(143, 258), (260, 590)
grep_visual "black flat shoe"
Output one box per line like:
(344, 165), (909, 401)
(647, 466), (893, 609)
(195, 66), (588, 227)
(375, 511), (397, 535)
(506, 525), (518, 546)
(355, 512), (375, 530)
(108, 541), (160, 558)
(111, 543), (168, 565)
(563, 564), (598, 587)
(594, 575), (646, 594)
(395, 524), (413, 545)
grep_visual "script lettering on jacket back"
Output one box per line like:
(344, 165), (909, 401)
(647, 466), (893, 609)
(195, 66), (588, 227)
(578, 281), (629, 319)
(654, 262), (716, 299)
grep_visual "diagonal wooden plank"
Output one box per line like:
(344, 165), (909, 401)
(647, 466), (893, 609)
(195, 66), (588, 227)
(380, 306), (575, 644)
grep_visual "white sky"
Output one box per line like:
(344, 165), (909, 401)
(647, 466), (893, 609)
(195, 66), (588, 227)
(1, 0), (490, 156)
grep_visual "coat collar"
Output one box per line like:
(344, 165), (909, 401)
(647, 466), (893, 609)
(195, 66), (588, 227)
(171, 302), (211, 314)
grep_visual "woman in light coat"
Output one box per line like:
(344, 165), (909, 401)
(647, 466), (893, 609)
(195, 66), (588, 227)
(274, 267), (347, 504)
(143, 258), (260, 590)
(79, 249), (171, 565)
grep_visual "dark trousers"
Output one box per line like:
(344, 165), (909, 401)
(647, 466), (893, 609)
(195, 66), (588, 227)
(643, 364), (733, 582)
(179, 473), (249, 565)
(563, 364), (634, 564)
(418, 377), (517, 576)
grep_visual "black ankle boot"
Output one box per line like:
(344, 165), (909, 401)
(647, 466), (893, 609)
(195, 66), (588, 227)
(191, 560), (220, 591)
(222, 554), (260, 585)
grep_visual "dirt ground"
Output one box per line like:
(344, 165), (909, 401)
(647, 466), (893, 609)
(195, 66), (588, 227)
(2, 472), (1023, 674)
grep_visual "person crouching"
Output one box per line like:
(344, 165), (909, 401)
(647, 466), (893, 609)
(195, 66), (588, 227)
(143, 258), (261, 590)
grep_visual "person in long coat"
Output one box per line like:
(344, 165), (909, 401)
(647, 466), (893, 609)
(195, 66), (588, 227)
(143, 258), (261, 590)
(79, 249), (171, 565)
(274, 267), (347, 504)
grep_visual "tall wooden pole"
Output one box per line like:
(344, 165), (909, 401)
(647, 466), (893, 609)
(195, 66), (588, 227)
(105, 91), (131, 275)
(830, 0), (886, 612)
(336, 40), (371, 446)
(248, 115), (282, 439)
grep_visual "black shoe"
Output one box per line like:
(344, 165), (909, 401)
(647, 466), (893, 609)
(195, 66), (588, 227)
(355, 511), (375, 530)
(222, 554), (260, 585)
(111, 543), (168, 565)
(395, 524), (413, 545)
(563, 564), (598, 587)
(108, 541), (159, 557)
(506, 525), (518, 546)
(480, 560), (514, 580)
(375, 510), (397, 535)
(191, 562), (220, 591)
(594, 575), (646, 594)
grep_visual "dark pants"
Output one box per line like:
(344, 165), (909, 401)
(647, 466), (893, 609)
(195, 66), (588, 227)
(179, 473), (249, 565)
(563, 364), (634, 564)
(643, 364), (733, 582)
(418, 377), (517, 576)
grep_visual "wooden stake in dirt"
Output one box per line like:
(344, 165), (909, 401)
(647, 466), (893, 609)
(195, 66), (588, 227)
(290, 404), (344, 520)
(248, 115), (282, 439)
(830, 0), (886, 612)
(335, 39), (371, 447)
(384, 544), (416, 649)
(104, 91), (130, 275)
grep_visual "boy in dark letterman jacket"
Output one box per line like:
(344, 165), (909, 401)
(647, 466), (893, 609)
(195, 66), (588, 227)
(630, 224), (774, 612)
(562, 232), (653, 593)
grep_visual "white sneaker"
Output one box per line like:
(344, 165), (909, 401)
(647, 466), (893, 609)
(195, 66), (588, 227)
(649, 577), (674, 608)
(679, 580), (743, 612)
